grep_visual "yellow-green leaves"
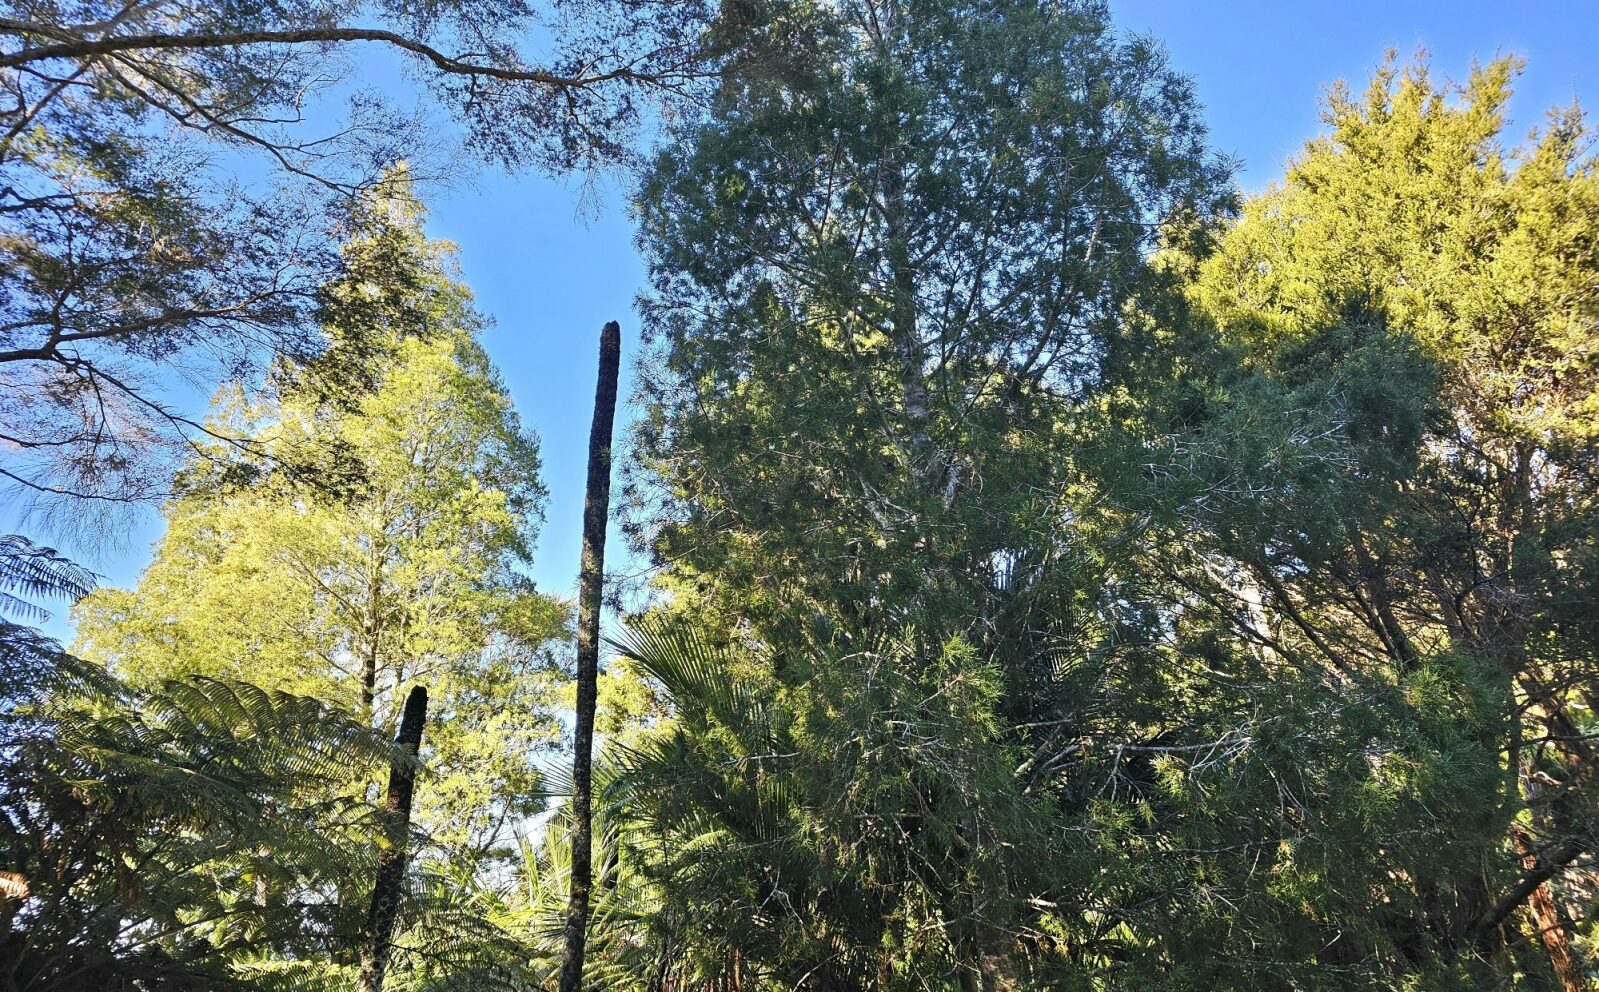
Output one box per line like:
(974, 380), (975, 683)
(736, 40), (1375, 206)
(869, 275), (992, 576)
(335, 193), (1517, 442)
(1193, 55), (1599, 447)
(73, 180), (564, 870)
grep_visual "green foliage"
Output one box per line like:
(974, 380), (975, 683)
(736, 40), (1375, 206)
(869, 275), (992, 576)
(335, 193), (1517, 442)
(601, 621), (1055, 991)
(4, 7), (1596, 991)
(73, 179), (567, 875)
(630, 0), (1230, 655)
(1090, 53), (1599, 988)
(0, 671), (402, 991)
(618, 27), (1598, 992)
(0, 534), (392, 991)
(18, 179), (566, 989)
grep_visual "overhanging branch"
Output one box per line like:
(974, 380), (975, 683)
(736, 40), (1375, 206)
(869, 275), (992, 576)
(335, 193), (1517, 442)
(0, 21), (699, 88)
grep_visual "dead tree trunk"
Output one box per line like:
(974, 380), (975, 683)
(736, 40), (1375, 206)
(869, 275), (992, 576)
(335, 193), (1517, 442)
(558, 320), (622, 992)
(357, 684), (428, 992)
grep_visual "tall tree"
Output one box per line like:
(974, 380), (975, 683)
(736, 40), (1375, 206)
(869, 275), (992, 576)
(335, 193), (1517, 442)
(559, 320), (622, 992)
(631, 0), (1227, 662)
(72, 177), (566, 875)
(1095, 54), (1598, 988)
(1196, 56), (1598, 987)
(625, 1), (1230, 986)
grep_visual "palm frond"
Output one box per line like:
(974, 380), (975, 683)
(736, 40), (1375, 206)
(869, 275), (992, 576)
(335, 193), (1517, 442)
(610, 620), (766, 739)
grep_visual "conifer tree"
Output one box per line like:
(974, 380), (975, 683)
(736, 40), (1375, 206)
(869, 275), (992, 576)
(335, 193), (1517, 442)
(72, 175), (566, 932)
(1095, 55), (1599, 988)
(625, 2), (1231, 986)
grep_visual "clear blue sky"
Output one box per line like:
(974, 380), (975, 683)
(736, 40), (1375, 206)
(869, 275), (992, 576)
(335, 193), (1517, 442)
(1116, 1), (1599, 192)
(26, 2), (1599, 636)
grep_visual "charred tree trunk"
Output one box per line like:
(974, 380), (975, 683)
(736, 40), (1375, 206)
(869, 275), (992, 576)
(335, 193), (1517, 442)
(558, 320), (622, 992)
(357, 684), (428, 992)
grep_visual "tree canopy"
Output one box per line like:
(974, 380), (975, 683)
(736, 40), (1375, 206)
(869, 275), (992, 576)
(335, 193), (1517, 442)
(1, 4), (1595, 991)
(75, 176), (568, 870)
(0, 0), (713, 517)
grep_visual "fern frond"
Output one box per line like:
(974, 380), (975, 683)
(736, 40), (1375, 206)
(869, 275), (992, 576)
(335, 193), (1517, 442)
(0, 534), (96, 620)
(0, 618), (120, 711)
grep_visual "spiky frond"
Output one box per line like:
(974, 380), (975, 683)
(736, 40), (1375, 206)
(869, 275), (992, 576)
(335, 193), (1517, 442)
(502, 794), (674, 992)
(1, 675), (404, 992)
(0, 534), (96, 621)
(591, 618), (1048, 991)
(612, 621), (767, 740)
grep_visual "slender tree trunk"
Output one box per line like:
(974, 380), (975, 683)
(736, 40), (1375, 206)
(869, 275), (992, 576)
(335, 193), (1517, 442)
(361, 547), (384, 716)
(358, 684), (428, 992)
(558, 320), (622, 992)
(361, 632), (380, 716)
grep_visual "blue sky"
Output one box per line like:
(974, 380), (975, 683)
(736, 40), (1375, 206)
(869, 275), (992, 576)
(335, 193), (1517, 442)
(1117, 1), (1599, 191)
(26, 2), (1599, 636)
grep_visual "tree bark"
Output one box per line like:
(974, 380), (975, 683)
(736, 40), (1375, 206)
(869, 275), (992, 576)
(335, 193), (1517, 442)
(357, 683), (428, 992)
(1511, 826), (1584, 992)
(881, 141), (932, 486)
(558, 320), (622, 992)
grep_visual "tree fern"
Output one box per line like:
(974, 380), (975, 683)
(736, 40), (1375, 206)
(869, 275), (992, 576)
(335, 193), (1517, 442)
(1, 672), (402, 991)
(0, 536), (109, 713)
(0, 534), (96, 622)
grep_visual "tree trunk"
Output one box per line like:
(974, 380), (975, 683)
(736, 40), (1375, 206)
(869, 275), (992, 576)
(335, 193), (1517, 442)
(361, 630), (380, 717)
(357, 683), (428, 992)
(558, 320), (622, 992)
(1508, 825), (1584, 992)
(882, 142), (932, 486)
